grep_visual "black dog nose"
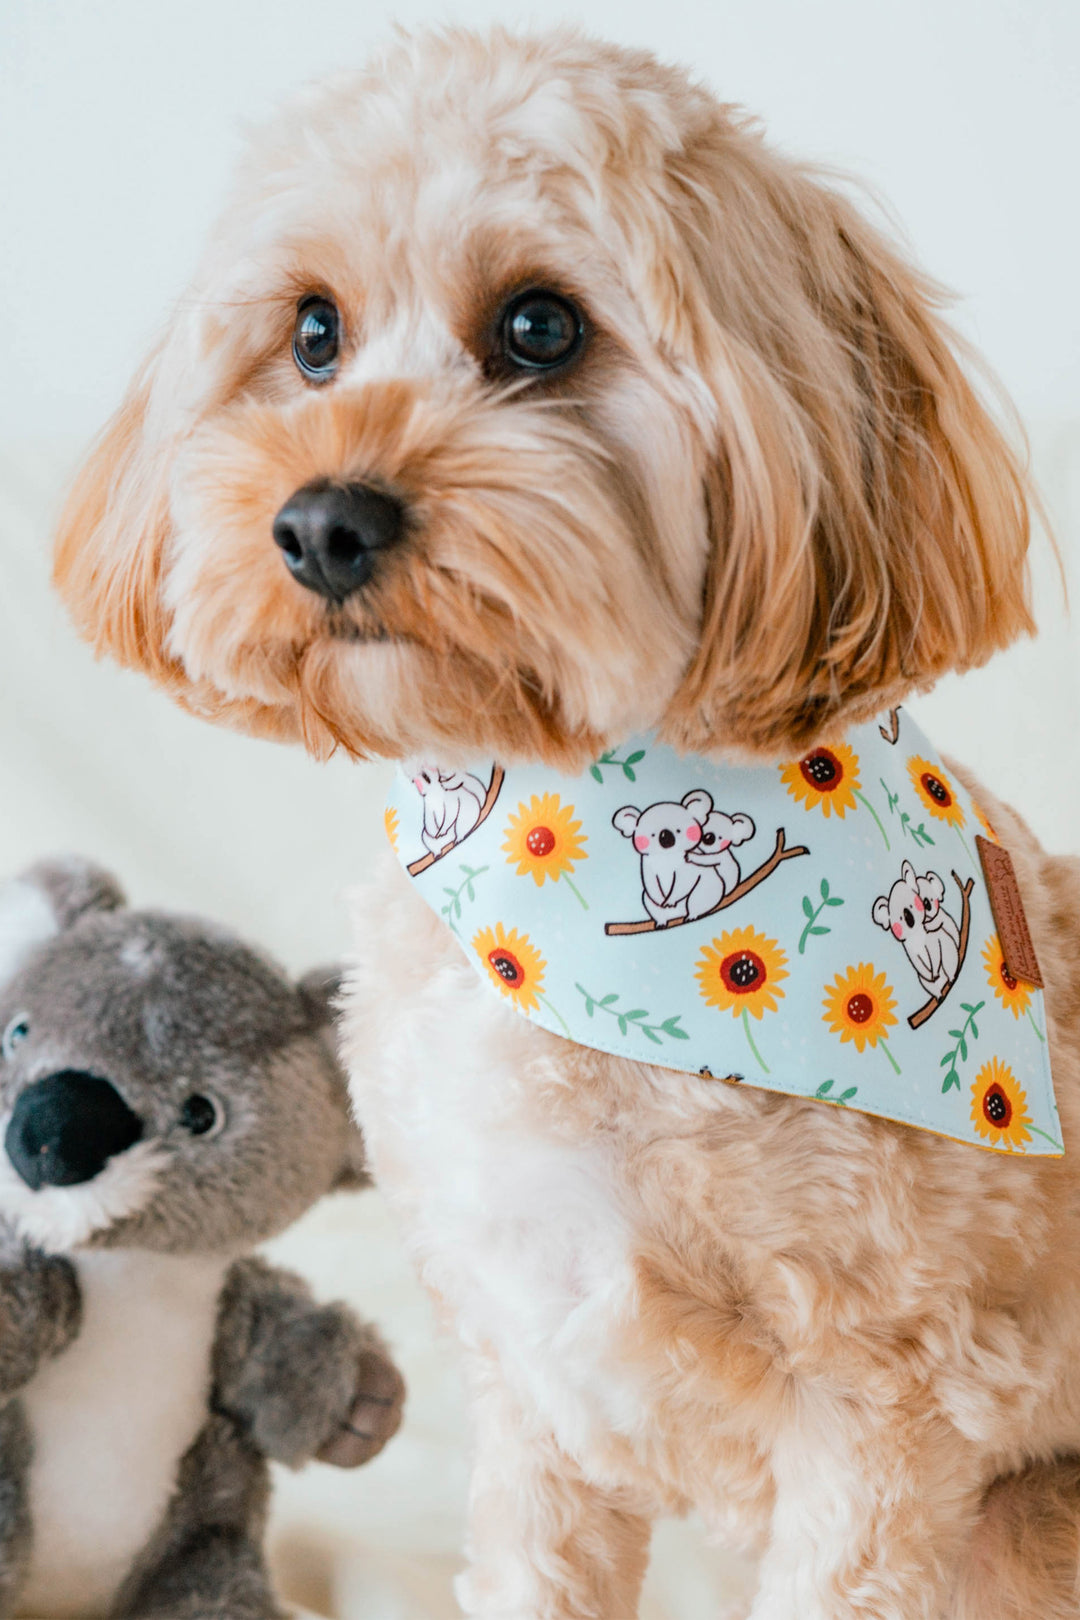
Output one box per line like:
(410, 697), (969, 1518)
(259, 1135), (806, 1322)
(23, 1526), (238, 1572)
(5, 1071), (144, 1190)
(273, 479), (404, 601)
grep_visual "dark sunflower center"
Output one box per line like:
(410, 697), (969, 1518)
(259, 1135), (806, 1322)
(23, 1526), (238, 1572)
(800, 750), (841, 789)
(526, 826), (555, 858)
(721, 951), (765, 994)
(921, 772), (951, 807)
(489, 950), (525, 988)
(983, 1084), (1012, 1127)
(847, 992), (874, 1024)
(999, 961), (1018, 992)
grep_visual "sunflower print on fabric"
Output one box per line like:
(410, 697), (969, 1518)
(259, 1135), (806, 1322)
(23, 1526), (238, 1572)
(982, 934), (1032, 1019)
(907, 756), (965, 828)
(823, 963), (900, 1071)
(972, 800), (999, 842)
(502, 794), (588, 908)
(695, 928), (789, 1019)
(696, 927), (788, 1073)
(970, 1058), (1032, 1150)
(384, 805), (400, 853)
(780, 743), (860, 819)
(472, 923), (547, 1014)
(388, 708), (1059, 1154)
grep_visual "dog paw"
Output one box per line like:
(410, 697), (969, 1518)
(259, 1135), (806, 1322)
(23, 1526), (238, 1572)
(316, 1346), (406, 1467)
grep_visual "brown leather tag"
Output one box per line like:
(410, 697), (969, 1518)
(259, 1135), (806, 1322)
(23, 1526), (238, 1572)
(976, 836), (1043, 987)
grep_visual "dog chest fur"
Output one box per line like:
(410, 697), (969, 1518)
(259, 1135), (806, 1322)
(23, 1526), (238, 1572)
(17, 1250), (230, 1619)
(349, 870), (648, 1460)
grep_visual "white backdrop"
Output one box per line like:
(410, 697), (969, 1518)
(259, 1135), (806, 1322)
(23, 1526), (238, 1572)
(1, 2), (1078, 1616)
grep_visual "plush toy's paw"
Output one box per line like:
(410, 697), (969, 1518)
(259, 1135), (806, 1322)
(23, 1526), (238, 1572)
(316, 1347), (406, 1468)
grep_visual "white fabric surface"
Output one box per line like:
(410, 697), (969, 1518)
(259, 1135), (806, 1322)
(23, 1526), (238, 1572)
(0, 438), (1076, 1617)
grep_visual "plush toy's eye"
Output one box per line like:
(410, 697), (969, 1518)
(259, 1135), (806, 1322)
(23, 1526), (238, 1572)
(180, 1093), (225, 1139)
(292, 296), (341, 380)
(1, 1015), (30, 1060)
(501, 290), (583, 371)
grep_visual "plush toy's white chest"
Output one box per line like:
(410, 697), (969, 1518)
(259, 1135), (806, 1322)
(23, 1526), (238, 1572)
(18, 1250), (230, 1619)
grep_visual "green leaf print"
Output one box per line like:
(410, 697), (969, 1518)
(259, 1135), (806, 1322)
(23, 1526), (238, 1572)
(798, 877), (846, 954)
(939, 1000), (985, 1094)
(590, 749), (647, 783)
(816, 1079), (858, 1104)
(574, 984), (688, 1045)
(879, 778), (935, 848)
(439, 864), (489, 934)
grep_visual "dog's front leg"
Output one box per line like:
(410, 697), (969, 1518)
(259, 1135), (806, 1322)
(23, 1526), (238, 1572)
(456, 1360), (653, 1620)
(750, 1404), (984, 1620)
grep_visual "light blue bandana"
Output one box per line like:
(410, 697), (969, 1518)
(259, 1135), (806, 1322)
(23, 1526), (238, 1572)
(386, 710), (1061, 1155)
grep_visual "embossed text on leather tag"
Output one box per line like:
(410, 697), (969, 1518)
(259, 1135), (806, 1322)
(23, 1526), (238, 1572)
(976, 836), (1043, 987)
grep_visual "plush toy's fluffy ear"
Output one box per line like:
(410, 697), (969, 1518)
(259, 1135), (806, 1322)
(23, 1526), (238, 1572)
(297, 965), (344, 1029)
(660, 116), (1038, 756)
(0, 857), (126, 985)
(333, 1127), (372, 1193)
(297, 965), (371, 1191)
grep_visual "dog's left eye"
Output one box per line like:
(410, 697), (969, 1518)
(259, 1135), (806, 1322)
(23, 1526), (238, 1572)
(293, 296), (341, 379)
(501, 290), (583, 371)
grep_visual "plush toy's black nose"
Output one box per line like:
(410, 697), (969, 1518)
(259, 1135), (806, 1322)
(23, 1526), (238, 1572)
(5, 1072), (144, 1190)
(272, 479), (404, 601)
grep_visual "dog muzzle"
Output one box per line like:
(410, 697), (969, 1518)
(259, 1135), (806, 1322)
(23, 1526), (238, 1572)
(387, 709), (1060, 1156)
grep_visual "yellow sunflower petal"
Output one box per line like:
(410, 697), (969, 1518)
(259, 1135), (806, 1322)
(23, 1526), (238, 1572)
(970, 1058), (1032, 1150)
(981, 934), (1032, 1018)
(472, 922), (546, 1014)
(972, 801), (999, 842)
(502, 793), (587, 886)
(907, 755), (965, 827)
(695, 926), (789, 1020)
(822, 963), (898, 1052)
(384, 805), (400, 853)
(779, 742), (860, 818)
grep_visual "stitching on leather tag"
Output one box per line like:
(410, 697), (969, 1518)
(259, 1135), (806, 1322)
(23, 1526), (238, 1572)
(975, 835), (1044, 988)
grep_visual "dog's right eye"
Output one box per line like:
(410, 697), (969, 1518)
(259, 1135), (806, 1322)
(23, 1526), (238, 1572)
(500, 290), (583, 371)
(293, 296), (341, 380)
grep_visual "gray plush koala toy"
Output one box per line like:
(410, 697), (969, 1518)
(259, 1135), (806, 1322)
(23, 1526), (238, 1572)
(0, 858), (405, 1620)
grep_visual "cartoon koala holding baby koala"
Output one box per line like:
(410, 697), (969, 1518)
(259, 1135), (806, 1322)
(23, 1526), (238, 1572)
(613, 791), (755, 925)
(872, 860), (961, 998)
(0, 859), (404, 1620)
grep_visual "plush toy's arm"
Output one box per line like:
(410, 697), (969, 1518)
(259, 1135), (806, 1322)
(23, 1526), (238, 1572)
(0, 1241), (81, 1395)
(211, 1257), (405, 1470)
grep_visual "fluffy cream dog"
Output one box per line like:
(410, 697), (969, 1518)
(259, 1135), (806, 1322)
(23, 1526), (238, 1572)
(54, 27), (1080, 1620)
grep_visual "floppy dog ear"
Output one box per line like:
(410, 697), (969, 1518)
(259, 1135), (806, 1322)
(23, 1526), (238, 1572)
(661, 122), (1036, 757)
(53, 350), (179, 685)
(872, 897), (892, 932)
(53, 344), (303, 747)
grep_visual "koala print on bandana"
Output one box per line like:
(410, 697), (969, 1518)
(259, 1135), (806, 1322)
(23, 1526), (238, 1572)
(387, 710), (1061, 1155)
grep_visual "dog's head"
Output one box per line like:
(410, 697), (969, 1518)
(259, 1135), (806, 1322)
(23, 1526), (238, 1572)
(55, 27), (1035, 767)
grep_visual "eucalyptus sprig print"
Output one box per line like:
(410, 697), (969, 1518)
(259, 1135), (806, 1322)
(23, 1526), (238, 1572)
(589, 748), (646, 784)
(880, 779), (935, 848)
(816, 1079), (858, 1104)
(940, 999), (985, 1094)
(798, 878), (845, 954)
(575, 984), (689, 1046)
(440, 864), (489, 935)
